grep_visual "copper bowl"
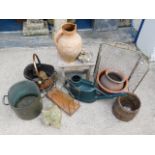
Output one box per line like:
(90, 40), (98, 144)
(97, 69), (128, 94)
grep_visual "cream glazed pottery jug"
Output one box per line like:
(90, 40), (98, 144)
(54, 23), (82, 62)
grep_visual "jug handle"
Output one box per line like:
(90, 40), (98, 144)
(2, 95), (9, 105)
(33, 53), (41, 76)
(54, 29), (63, 45)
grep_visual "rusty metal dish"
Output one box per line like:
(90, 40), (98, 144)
(47, 87), (80, 116)
(100, 69), (126, 91)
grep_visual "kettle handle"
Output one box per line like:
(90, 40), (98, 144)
(63, 80), (75, 98)
(33, 53), (41, 76)
(64, 80), (69, 89)
(64, 80), (73, 92)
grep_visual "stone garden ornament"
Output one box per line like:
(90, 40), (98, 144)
(41, 105), (62, 128)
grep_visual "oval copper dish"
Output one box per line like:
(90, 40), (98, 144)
(100, 69), (126, 91)
(97, 69), (128, 94)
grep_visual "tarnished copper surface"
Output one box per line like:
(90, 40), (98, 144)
(47, 87), (80, 116)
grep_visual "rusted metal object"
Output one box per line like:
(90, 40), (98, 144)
(97, 69), (128, 94)
(47, 87), (80, 116)
(24, 54), (57, 90)
(112, 93), (141, 121)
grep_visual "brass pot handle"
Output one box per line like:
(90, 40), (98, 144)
(33, 53), (41, 76)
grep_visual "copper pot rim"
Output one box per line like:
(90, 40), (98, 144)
(97, 69), (128, 94)
(116, 92), (141, 113)
(105, 69), (126, 84)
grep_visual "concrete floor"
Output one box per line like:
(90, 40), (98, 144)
(0, 29), (155, 134)
(0, 46), (155, 135)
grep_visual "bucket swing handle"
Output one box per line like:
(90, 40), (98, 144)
(2, 95), (9, 105)
(33, 53), (41, 76)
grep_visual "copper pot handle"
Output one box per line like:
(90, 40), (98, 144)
(33, 53), (41, 76)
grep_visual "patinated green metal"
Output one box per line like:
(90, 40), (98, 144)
(64, 75), (126, 103)
(3, 80), (42, 120)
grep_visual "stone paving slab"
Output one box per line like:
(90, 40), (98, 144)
(23, 21), (49, 36)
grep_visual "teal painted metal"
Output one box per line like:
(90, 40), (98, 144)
(64, 75), (125, 103)
(3, 80), (42, 120)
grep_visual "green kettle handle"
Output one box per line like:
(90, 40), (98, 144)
(63, 80), (76, 98)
